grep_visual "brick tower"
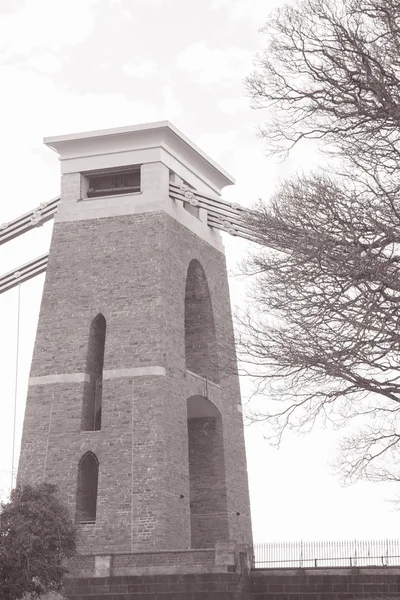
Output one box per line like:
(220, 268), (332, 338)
(17, 122), (252, 582)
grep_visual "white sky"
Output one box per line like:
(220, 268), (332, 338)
(0, 0), (397, 542)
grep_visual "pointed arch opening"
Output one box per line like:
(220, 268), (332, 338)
(184, 260), (220, 384)
(81, 313), (106, 431)
(187, 395), (229, 548)
(75, 452), (99, 524)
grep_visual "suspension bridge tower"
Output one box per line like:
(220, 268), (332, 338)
(17, 122), (252, 591)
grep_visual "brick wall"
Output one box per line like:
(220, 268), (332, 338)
(18, 204), (252, 555)
(67, 548), (217, 578)
(112, 548), (215, 569)
(65, 572), (251, 599)
(64, 567), (400, 599)
(251, 567), (400, 598)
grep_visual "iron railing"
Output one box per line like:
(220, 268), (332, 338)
(253, 540), (400, 569)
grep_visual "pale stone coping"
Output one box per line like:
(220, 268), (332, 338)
(82, 548), (214, 556)
(69, 565), (229, 578)
(185, 369), (221, 389)
(111, 565), (229, 576)
(160, 146), (224, 196)
(29, 366), (166, 386)
(72, 548), (217, 578)
(251, 567), (400, 575)
(44, 121), (235, 192)
(29, 373), (90, 386)
(185, 370), (244, 413)
(102, 366), (166, 379)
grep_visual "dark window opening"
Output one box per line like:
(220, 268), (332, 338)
(81, 314), (106, 431)
(87, 166), (141, 198)
(75, 452), (99, 524)
(184, 260), (220, 383)
(187, 396), (229, 548)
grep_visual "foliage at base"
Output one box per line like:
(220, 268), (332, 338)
(0, 483), (76, 600)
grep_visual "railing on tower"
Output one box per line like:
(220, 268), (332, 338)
(252, 540), (400, 569)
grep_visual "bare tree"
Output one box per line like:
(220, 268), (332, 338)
(247, 0), (400, 175)
(242, 0), (400, 484)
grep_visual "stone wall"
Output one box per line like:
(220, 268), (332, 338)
(65, 572), (251, 600)
(67, 548), (217, 578)
(64, 567), (400, 599)
(251, 567), (400, 598)
(65, 566), (400, 599)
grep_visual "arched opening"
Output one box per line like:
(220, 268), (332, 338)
(184, 260), (220, 383)
(75, 452), (99, 524)
(81, 313), (106, 431)
(187, 395), (229, 548)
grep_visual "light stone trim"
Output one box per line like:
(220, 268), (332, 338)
(94, 555), (111, 578)
(102, 366), (166, 379)
(29, 367), (166, 386)
(110, 565), (225, 577)
(55, 192), (224, 253)
(29, 373), (90, 386)
(44, 121), (235, 192)
(60, 147), (160, 176)
(185, 369), (221, 389)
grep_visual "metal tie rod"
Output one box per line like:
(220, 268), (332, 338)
(0, 254), (48, 295)
(1, 186), (249, 247)
(0, 186), (256, 294)
(169, 184), (257, 241)
(0, 197), (60, 246)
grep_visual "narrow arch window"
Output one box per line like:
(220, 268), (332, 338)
(81, 314), (106, 431)
(75, 452), (99, 524)
(187, 395), (229, 548)
(184, 260), (220, 383)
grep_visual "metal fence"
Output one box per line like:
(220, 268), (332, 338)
(253, 540), (400, 569)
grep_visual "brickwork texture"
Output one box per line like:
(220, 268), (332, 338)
(64, 568), (400, 599)
(251, 567), (400, 599)
(65, 572), (251, 600)
(17, 156), (252, 557)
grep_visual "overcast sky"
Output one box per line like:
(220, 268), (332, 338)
(0, 0), (398, 543)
